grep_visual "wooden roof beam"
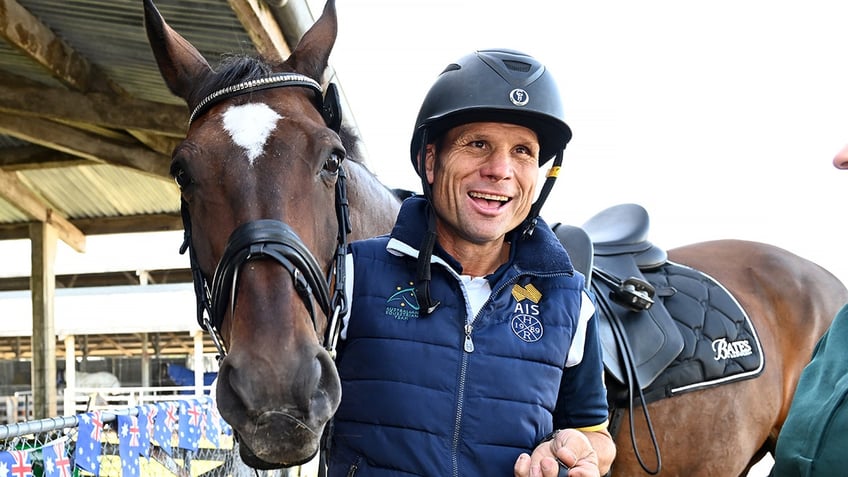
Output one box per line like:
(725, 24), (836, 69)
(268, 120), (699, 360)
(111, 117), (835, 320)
(0, 113), (171, 178)
(229, 0), (292, 62)
(0, 170), (85, 252)
(0, 213), (182, 240)
(0, 145), (91, 171)
(0, 0), (118, 93)
(0, 72), (187, 137)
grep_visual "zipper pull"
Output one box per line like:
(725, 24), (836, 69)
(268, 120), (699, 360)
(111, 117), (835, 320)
(463, 324), (474, 353)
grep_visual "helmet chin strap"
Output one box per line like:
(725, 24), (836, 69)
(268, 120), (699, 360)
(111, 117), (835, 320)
(521, 149), (564, 239)
(414, 130), (442, 316)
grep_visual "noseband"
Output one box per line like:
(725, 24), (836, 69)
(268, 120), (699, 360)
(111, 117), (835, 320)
(179, 72), (350, 361)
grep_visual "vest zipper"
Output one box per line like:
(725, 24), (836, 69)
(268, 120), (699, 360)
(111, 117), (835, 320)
(452, 342), (469, 477)
(461, 277), (516, 354)
(345, 457), (361, 476)
(450, 270), (573, 475)
(451, 274), (523, 475)
(463, 323), (474, 352)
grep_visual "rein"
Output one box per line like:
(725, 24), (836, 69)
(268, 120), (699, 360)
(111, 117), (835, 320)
(178, 72), (349, 362)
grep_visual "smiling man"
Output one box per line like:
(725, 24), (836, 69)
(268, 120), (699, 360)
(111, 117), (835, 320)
(328, 49), (615, 477)
(426, 121), (540, 277)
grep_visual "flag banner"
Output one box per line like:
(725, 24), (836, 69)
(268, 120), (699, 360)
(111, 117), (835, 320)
(136, 405), (156, 459)
(203, 399), (224, 448)
(178, 399), (202, 451)
(75, 411), (103, 475)
(153, 401), (178, 456)
(118, 414), (141, 477)
(0, 449), (34, 477)
(42, 440), (72, 477)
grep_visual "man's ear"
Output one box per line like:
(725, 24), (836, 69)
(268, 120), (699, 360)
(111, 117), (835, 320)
(422, 144), (436, 185)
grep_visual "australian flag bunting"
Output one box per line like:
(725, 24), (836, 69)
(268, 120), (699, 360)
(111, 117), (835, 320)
(42, 440), (72, 477)
(203, 399), (224, 447)
(118, 414), (142, 477)
(153, 401), (178, 456)
(136, 404), (157, 458)
(75, 410), (103, 475)
(0, 449), (34, 477)
(178, 399), (202, 451)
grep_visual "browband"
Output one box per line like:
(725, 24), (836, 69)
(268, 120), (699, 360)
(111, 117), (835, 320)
(188, 73), (322, 126)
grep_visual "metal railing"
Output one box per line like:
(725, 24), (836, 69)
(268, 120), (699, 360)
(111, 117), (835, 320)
(0, 390), (316, 476)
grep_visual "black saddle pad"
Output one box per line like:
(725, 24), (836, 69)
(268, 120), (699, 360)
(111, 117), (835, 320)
(599, 260), (765, 405)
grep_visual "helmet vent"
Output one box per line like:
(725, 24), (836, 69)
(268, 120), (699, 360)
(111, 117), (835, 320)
(440, 63), (461, 75)
(503, 60), (531, 73)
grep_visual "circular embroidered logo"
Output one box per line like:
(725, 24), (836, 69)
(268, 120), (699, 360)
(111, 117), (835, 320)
(509, 88), (529, 106)
(511, 314), (543, 342)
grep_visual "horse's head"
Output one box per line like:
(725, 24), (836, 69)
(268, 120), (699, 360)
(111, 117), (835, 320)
(144, 0), (346, 468)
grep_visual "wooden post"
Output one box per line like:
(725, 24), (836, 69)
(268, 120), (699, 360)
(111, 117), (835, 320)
(193, 330), (204, 396)
(30, 222), (58, 419)
(141, 332), (150, 387)
(64, 335), (76, 415)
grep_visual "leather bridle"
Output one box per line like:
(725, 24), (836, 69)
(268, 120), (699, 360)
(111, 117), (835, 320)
(178, 72), (350, 363)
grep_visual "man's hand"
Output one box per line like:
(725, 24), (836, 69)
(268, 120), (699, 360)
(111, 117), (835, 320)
(513, 429), (602, 477)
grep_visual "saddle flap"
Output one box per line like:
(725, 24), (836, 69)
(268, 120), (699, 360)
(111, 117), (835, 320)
(593, 253), (685, 389)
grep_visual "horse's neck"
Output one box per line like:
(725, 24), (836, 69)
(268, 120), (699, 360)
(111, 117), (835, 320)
(346, 161), (402, 240)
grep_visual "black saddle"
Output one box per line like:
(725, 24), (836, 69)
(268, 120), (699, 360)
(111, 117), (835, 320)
(552, 204), (762, 401)
(554, 204), (682, 390)
(553, 203), (764, 476)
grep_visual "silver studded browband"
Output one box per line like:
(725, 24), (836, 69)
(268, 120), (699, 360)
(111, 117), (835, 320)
(188, 73), (323, 126)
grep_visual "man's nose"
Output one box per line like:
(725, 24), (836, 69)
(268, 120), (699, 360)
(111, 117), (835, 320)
(480, 150), (514, 180)
(833, 144), (848, 170)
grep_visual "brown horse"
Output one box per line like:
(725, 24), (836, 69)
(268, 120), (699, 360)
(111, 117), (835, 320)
(144, 0), (399, 468)
(144, 0), (848, 475)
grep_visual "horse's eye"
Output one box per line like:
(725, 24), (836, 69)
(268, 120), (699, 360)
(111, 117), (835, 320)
(170, 161), (192, 189)
(323, 151), (344, 174)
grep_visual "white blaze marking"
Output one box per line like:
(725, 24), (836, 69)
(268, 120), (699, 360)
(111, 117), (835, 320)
(222, 103), (282, 165)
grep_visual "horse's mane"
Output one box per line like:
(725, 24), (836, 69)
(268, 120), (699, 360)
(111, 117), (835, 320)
(195, 54), (364, 164)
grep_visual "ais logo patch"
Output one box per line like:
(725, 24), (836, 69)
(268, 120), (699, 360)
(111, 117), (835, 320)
(511, 283), (543, 343)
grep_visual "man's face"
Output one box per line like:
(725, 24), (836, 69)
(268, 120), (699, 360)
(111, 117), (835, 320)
(424, 121), (540, 250)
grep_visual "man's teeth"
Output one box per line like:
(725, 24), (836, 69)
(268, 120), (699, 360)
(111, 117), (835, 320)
(469, 191), (508, 202)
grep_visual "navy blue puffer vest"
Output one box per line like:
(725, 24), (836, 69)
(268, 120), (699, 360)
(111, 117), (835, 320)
(327, 198), (588, 476)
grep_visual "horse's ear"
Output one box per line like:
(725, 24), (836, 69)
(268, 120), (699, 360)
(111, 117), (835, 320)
(287, 0), (337, 81)
(144, 0), (213, 102)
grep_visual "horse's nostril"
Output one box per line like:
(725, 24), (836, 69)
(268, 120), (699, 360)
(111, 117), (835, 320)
(313, 349), (342, 411)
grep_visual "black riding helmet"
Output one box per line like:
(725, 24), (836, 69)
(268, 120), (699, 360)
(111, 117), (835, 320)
(409, 49), (573, 316)
(410, 48), (572, 169)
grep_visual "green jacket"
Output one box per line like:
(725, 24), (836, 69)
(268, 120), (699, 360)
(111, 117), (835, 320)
(771, 303), (848, 476)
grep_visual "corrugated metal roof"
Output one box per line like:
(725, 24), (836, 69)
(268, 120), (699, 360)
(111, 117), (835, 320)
(0, 0), (318, 356)
(0, 0), (315, 239)
(20, 0), (258, 103)
(17, 164), (180, 218)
